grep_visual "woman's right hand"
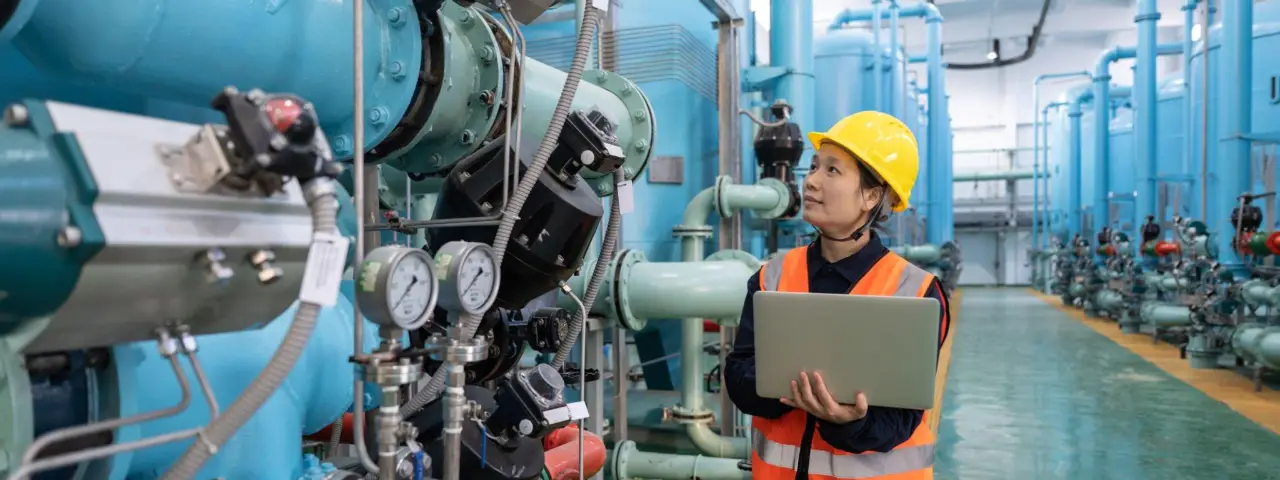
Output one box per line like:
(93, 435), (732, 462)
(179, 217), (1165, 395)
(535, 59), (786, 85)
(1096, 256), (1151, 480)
(780, 371), (869, 424)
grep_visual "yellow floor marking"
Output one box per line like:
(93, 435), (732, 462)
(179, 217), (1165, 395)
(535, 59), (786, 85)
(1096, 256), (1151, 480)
(1028, 288), (1280, 436)
(929, 289), (961, 434)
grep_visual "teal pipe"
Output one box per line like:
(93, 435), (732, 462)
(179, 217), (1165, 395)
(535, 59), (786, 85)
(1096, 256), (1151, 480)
(1231, 324), (1280, 370)
(1031, 71), (1090, 252)
(890, 244), (942, 265)
(1240, 280), (1280, 307)
(611, 441), (748, 480)
(627, 261), (756, 319)
(1094, 289), (1124, 311)
(1140, 302), (1193, 327)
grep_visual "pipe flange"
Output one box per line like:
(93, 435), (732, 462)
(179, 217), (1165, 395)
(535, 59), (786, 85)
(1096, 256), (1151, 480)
(426, 334), (491, 364)
(583, 70), (657, 197)
(705, 249), (762, 273)
(713, 175), (736, 218)
(384, 2), (505, 173)
(755, 177), (795, 220)
(613, 249), (649, 332)
(667, 405), (716, 425)
(671, 225), (714, 239)
(611, 439), (638, 479)
(362, 360), (425, 386)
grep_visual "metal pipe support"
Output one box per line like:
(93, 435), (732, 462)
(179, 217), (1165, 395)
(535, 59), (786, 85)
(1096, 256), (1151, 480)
(611, 441), (748, 480)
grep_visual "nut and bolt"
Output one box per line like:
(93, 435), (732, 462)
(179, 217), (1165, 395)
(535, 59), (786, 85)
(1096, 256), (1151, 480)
(389, 61), (406, 81)
(480, 46), (495, 63)
(333, 136), (353, 155)
(56, 226), (82, 248)
(388, 7), (406, 27)
(459, 130), (476, 146)
(478, 90), (495, 105)
(200, 248), (235, 287)
(4, 104), (29, 127)
(369, 106), (389, 126)
(247, 249), (284, 285)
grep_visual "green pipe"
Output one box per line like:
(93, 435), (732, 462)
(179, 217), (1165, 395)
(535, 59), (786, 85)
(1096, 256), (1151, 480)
(890, 244), (942, 265)
(1140, 302), (1193, 327)
(1231, 324), (1280, 370)
(952, 170), (1043, 182)
(1240, 279), (1280, 307)
(611, 441), (749, 480)
(1093, 289), (1124, 311)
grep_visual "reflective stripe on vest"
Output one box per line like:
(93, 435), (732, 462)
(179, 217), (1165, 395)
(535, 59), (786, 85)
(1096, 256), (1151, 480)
(753, 432), (936, 478)
(753, 247), (937, 479)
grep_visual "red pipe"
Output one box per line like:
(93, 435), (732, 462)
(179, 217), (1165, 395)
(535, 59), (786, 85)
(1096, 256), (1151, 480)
(543, 425), (606, 480)
(703, 320), (720, 333)
(306, 413), (355, 443)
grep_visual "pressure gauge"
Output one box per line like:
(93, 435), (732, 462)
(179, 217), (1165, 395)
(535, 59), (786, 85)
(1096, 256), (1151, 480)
(356, 246), (439, 330)
(434, 241), (501, 315)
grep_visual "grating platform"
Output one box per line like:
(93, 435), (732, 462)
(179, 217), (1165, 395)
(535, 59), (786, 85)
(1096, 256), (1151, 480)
(935, 288), (1280, 480)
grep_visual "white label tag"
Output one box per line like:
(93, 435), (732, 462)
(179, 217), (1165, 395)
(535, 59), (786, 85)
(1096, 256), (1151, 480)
(299, 232), (351, 307)
(616, 180), (634, 215)
(592, 0), (610, 12)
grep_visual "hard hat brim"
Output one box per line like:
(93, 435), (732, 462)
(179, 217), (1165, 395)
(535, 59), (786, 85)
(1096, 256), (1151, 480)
(807, 131), (910, 213)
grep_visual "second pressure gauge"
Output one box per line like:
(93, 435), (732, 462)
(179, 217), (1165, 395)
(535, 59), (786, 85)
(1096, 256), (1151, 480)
(356, 246), (439, 330)
(434, 241), (500, 315)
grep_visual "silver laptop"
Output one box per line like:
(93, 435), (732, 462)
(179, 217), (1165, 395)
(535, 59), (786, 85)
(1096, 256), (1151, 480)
(753, 291), (941, 410)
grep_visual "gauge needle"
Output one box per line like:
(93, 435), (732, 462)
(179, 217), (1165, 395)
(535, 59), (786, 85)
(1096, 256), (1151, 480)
(392, 276), (419, 310)
(461, 268), (484, 296)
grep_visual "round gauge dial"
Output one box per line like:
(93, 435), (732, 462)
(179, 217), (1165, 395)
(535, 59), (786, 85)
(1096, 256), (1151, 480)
(435, 241), (502, 315)
(356, 247), (439, 330)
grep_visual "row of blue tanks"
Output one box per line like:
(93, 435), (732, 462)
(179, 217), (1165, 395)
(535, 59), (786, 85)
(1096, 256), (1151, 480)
(1042, 1), (1280, 385)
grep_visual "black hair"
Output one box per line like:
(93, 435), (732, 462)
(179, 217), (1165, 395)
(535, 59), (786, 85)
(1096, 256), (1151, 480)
(852, 156), (890, 230)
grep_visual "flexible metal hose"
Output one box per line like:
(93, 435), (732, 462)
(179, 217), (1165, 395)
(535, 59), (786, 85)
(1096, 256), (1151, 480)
(401, 5), (603, 416)
(162, 180), (340, 478)
(552, 168), (623, 368)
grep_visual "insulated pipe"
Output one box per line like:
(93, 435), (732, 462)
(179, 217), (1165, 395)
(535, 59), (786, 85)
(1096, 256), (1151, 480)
(1217, 0), (1252, 269)
(1134, 0), (1162, 236)
(1091, 44), (1179, 236)
(1031, 71), (1090, 251)
(612, 441), (748, 480)
(1231, 324), (1280, 370)
(770, 0), (815, 147)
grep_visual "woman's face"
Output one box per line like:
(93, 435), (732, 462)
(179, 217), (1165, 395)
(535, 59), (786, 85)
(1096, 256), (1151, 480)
(801, 143), (884, 236)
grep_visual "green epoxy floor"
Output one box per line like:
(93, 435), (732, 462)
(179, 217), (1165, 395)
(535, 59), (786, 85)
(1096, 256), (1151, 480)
(935, 288), (1280, 480)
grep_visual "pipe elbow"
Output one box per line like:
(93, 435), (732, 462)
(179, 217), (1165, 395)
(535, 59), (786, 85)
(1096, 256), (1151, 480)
(680, 186), (719, 229)
(919, 2), (944, 22)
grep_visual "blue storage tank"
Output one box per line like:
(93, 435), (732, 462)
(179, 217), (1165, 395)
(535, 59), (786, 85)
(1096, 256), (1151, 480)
(1156, 77), (1191, 220)
(1080, 109), (1098, 230)
(1190, 1), (1280, 238)
(1109, 108), (1136, 231)
(1046, 104), (1071, 239)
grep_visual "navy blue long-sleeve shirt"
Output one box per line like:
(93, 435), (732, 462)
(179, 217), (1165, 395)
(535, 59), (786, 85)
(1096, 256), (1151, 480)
(725, 233), (951, 456)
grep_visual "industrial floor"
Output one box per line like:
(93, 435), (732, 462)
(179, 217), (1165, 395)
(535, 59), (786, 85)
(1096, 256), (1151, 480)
(935, 288), (1280, 480)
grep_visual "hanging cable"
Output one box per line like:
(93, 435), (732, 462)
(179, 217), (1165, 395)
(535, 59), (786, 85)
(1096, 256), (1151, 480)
(947, 0), (1052, 70)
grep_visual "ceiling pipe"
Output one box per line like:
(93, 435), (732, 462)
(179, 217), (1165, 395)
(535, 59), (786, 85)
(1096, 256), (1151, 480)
(947, 0), (1052, 69)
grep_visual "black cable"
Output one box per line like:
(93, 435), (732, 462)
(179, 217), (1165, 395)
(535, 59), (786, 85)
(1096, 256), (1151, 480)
(948, 0), (1053, 70)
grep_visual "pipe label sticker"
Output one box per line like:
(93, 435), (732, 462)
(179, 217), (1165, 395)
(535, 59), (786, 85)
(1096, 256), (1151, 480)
(300, 232), (352, 307)
(617, 180), (635, 214)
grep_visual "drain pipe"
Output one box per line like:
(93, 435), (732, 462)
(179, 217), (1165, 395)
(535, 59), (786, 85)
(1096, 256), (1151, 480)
(1091, 43), (1180, 238)
(1217, 0), (1252, 270)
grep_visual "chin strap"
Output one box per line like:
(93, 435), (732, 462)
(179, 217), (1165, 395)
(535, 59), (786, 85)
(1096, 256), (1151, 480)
(818, 202), (886, 243)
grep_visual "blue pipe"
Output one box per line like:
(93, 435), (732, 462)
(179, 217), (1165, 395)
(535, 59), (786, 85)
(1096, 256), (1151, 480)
(0, 0), (41, 42)
(1218, 0), (1252, 269)
(1182, 0), (1200, 210)
(889, 1), (900, 116)
(1134, 0), (1161, 239)
(1032, 71), (1091, 251)
(9, 0), (421, 154)
(872, 0), (883, 112)
(770, 0), (815, 155)
(908, 54), (927, 63)
(1091, 43), (1181, 236)
(1040, 100), (1068, 240)
(1068, 90), (1093, 235)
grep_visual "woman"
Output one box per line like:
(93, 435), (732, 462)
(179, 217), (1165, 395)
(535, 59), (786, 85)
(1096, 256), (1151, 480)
(725, 110), (951, 480)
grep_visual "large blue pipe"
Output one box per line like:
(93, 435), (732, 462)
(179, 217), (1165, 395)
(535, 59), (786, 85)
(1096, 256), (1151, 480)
(872, 0), (883, 112)
(8, 0), (421, 153)
(1182, 0), (1200, 207)
(771, 0), (815, 156)
(1040, 100), (1068, 240)
(1091, 43), (1180, 236)
(1068, 90), (1093, 236)
(1134, 0), (1161, 235)
(1218, 0), (1253, 268)
(828, 2), (946, 243)
(1032, 71), (1090, 251)
(889, 1), (900, 117)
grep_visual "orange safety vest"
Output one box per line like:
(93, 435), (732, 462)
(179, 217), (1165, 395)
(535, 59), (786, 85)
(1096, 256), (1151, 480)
(751, 247), (941, 480)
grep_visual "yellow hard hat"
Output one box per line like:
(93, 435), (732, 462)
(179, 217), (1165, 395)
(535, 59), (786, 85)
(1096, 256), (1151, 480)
(807, 111), (919, 213)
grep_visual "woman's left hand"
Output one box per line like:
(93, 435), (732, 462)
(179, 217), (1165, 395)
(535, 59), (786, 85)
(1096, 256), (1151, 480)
(780, 371), (868, 424)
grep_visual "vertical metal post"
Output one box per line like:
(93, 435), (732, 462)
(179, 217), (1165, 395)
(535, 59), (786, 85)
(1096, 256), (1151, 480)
(715, 13), (743, 443)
